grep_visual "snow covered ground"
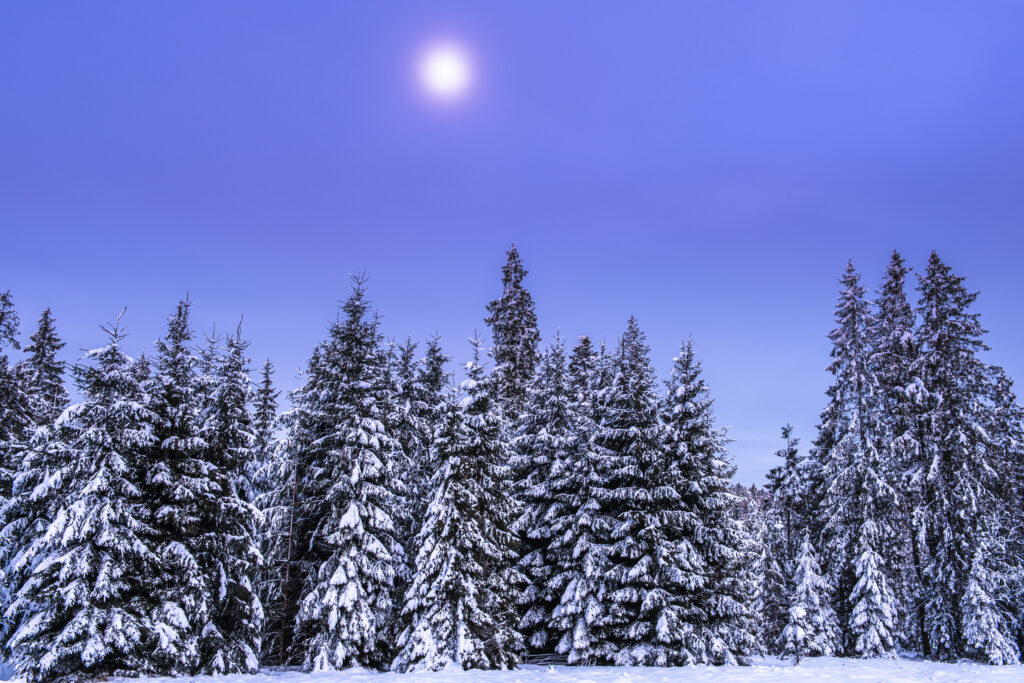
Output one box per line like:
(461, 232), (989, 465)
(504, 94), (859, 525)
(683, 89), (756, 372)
(112, 659), (1023, 683)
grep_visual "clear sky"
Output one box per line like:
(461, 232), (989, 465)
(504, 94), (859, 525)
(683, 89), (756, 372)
(2, 2), (1023, 483)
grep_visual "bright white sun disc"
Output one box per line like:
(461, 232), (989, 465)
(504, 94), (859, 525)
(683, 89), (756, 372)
(420, 44), (471, 98)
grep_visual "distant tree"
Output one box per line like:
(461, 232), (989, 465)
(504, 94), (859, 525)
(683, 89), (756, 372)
(485, 244), (540, 415)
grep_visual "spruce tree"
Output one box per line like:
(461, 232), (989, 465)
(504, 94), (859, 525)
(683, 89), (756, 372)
(294, 279), (405, 670)
(251, 358), (279, 503)
(20, 308), (68, 426)
(484, 245), (540, 415)
(661, 340), (759, 665)
(848, 521), (898, 658)
(0, 291), (30, 508)
(962, 543), (1020, 665)
(145, 299), (212, 673)
(591, 317), (669, 665)
(750, 507), (789, 654)
(545, 336), (615, 665)
(867, 250), (924, 652)
(765, 425), (805, 569)
(6, 316), (166, 681)
(781, 534), (841, 662)
(815, 262), (900, 651)
(514, 335), (576, 654)
(197, 330), (263, 673)
(393, 338), (523, 671)
(913, 252), (1014, 661)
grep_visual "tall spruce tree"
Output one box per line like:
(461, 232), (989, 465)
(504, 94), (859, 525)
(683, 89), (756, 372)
(484, 245), (540, 415)
(394, 339), (523, 671)
(514, 335), (576, 654)
(867, 250), (924, 652)
(197, 330), (263, 673)
(0, 309), (68, 655)
(145, 299), (212, 673)
(661, 340), (759, 665)
(591, 317), (669, 665)
(294, 279), (406, 671)
(912, 252), (1014, 661)
(815, 262), (900, 652)
(545, 335), (616, 665)
(6, 316), (167, 681)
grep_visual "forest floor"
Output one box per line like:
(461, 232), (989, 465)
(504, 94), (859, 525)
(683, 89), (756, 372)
(113, 658), (1023, 683)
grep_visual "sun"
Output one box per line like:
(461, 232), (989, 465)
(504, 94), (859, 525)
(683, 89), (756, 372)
(419, 43), (472, 99)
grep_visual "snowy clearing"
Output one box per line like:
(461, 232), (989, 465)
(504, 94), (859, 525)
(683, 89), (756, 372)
(115, 660), (1023, 683)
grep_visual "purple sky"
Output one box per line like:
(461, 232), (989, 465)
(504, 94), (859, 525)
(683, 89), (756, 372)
(2, 2), (1023, 483)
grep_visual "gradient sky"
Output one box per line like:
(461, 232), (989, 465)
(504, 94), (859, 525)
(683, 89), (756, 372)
(2, 2), (1023, 483)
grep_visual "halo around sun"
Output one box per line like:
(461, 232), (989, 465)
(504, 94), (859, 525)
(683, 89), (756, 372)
(419, 43), (472, 99)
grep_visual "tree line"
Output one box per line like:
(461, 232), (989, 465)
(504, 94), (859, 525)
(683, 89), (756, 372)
(0, 246), (1020, 682)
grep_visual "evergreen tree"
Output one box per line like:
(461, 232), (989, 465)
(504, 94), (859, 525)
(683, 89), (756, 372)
(394, 338), (523, 671)
(484, 245), (540, 415)
(750, 507), (788, 654)
(251, 359), (279, 503)
(765, 425), (805, 569)
(545, 335), (615, 665)
(867, 250), (924, 652)
(591, 317), (669, 665)
(661, 340), (759, 665)
(197, 330), (263, 673)
(848, 522), (898, 658)
(781, 534), (841, 662)
(20, 308), (68, 426)
(6, 315), (166, 681)
(0, 291), (30, 505)
(513, 335), (576, 654)
(962, 543), (1020, 665)
(814, 262), (900, 651)
(294, 279), (406, 671)
(145, 299), (212, 673)
(913, 252), (1014, 661)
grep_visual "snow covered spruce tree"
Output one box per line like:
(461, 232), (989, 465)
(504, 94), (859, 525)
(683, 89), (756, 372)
(962, 541), (1020, 665)
(765, 425), (805, 568)
(660, 339), (758, 665)
(589, 317), (670, 665)
(848, 521), (898, 658)
(513, 334), (577, 654)
(251, 358), (280, 503)
(6, 315), (165, 681)
(197, 329), (263, 673)
(749, 501), (789, 654)
(293, 278), (406, 671)
(911, 252), (1018, 661)
(484, 244), (540, 416)
(144, 299), (214, 673)
(866, 250), (923, 650)
(0, 292), (31, 519)
(545, 335), (617, 665)
(394, 338), (523, 672)
(0, 308), (68, 651)
(19, 308), (68, 427)
(814, 262), (900, 653)
(781, 534), (841, 663)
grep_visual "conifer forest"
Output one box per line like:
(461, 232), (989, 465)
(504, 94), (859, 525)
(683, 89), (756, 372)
(0, 245), (1022, 682)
